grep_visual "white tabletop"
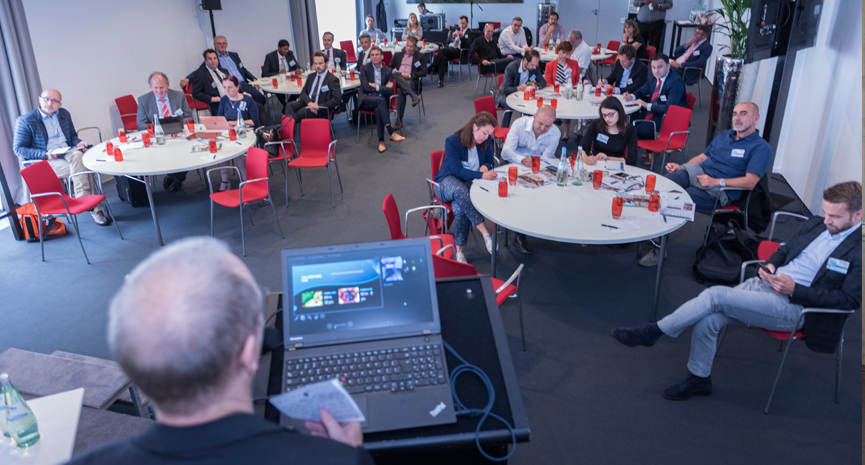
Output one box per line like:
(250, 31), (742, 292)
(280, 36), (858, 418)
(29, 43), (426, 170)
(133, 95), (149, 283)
(506, 87), (640, 120)
(254, 75), (361, 95)
(538, 48), (613, 62)
(470, 163), (691, 245)
(82, 125), (255, 176)
(379, 43), (439, 54)
(0, 388), (83, 465)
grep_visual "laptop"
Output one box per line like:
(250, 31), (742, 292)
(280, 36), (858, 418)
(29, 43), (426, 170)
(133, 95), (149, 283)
(280, 239), (457, 433)
(200, 116), (230, 130)
(156, 116), (184, 135)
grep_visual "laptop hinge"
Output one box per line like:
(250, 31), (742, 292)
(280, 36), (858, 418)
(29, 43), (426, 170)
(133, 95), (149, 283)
(423, 329), (431, 334)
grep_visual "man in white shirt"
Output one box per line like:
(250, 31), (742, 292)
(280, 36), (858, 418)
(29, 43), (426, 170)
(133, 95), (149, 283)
(500, 105), (560, 253)
(568, 29), (592, 79)
(359, 15), (387, 43)
(499, 17), (531, 57)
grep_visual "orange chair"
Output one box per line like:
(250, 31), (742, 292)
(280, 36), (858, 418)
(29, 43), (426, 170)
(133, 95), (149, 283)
(636, 105), (692, 171)
(340, 40), (358, 64)
(20, 161), (122, 264)
(382, 193), (455, 260)
(183, 83), (211, 121)
(207, 147), (284, 256)
(289, 119), (342, 208)
(115, 95), (139, 132)
(425, 150), (454, 235)
(686, 92), (697, 111)
(264, 115), (297, 206)
(432, 247), (526, 350)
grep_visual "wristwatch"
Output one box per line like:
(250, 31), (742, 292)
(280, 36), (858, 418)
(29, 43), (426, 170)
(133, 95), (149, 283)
(719, 179), (726, 187)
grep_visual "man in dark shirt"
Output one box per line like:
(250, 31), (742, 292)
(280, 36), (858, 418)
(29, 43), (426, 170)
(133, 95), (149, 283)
(473, 23), (515, 75)
(66, 237), (373, 465)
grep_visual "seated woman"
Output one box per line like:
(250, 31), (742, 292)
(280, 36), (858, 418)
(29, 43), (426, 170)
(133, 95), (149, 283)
(580, 97), (638, 166)
(623, 19), (649, 62)
(215, 75), (259, 191)
(543, 40), (580, 143)
(433, 112), (499, 264)
(402, 13), (423, 40)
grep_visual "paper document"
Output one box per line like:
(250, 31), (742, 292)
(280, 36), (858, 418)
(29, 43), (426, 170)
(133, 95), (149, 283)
(269, 378), (366, 423)
(602, 176), (641, 192)
(659, 192), (696, 221)
(47, 146), (78, 156)
(118, 142), (144, 151)
(605, 160), (625, 171)
(602, 218), (641, 235)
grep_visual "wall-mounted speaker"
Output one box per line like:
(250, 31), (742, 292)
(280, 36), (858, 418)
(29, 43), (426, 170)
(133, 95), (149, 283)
(202, 0), (222, 11)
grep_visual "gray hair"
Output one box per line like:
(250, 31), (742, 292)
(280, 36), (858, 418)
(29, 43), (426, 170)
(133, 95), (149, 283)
(108, 237), (264, 415)
(571, 29), (583, 41)
(359, 33), (371, 42)
(148, 71), (169, 86)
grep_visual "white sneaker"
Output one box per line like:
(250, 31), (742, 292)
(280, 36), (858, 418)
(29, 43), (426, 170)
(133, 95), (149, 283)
(483, 233), (493, 254)
(455, 252), (468, 263)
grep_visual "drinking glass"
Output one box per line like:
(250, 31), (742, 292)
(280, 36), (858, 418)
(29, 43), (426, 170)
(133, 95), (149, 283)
(113, 147), (123, 162)
(569, 151), (578, 169)
(554, 83), (560, 93)
(209, 139), (217, 154)
(551, 98), (558, 109)
(423, 39), (427, 46)
(498, 176), (508, 197)
(592, 170), (603, 189)
(146, 124), (154, 137)
(536, 97), (543, 108)
(523, 90), (529, 100)
(645, 174), (656, 193)
(648, 191), (661, 212)
(142, 133), (151, 147)
(508, 166), (517, 185)
(106, 142), (114, 156)
(229, 128), (237, 141)
(531, 156), (540, 174)
(118, 129), (127, 143)
(186, 118), (195, 132)
(544, 42), (549, 51)
(612, 195), (624, 219)
(272, 77), (279, 87)
(350, 70), (356, 80)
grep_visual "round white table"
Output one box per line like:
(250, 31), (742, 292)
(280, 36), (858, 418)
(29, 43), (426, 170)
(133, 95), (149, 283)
(471, 163), (693, 321)
(378, 43), (440, 54)
(505, 88), (641, 120)
(82, 125), (256, 245)
(254, 75), (361, 95)
(538, 48), (614, 62)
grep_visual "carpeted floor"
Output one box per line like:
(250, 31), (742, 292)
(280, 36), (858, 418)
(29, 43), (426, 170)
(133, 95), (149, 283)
(0, 71), (860, 464)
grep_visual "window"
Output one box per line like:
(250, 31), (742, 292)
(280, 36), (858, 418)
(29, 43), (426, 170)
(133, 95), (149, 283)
(315, 0), (357, 50)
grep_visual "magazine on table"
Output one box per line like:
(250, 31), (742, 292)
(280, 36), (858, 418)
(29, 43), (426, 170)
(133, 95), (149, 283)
(516, 172), (553, 188)
(659, 192), (696, 221)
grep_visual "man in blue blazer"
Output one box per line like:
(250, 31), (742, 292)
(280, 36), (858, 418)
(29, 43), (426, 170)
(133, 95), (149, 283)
(605, 44), (649, 94)
(13, 89), (109, 225)
(670, 25), (713, 86)
(623, 53), (687, 140)
(359, 47), (405, 153)
(495, 50), (546, 127)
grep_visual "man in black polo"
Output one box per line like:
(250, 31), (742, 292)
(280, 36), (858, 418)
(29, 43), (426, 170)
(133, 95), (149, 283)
(472, 23), (514, 75)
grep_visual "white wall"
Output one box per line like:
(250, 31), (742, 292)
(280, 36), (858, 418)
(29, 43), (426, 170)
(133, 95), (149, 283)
(21, 0), (291, 142)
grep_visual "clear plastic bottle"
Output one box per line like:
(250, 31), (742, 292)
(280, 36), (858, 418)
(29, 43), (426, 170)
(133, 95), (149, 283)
(153, 114), (166, 145)
(556, 147), (569, 186)
(572, 146), (585, 186)
(1, 373), (40, 447)
(0, 395), (9, 437)
(576, 79), (584, 101)
(236, 111), (247, 139)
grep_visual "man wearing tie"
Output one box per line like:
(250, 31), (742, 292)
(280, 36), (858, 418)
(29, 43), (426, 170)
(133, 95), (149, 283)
(357, 34), (374, 66)
(623, 53), (687, 145)
(191, 49), (232, 116)
(212, 36), (265, 105)
(322, 32), (348, 74)
(389, 36), (426, 129)
(136, 72), (193, 192)
(286, 52), (342, 125)
(262, 39), (302, 77)
(358, 47), (405, 153)
(670, 25), (713, 86)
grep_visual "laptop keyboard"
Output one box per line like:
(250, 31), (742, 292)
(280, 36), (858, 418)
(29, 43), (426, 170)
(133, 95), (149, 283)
(285, 343), (446, 394)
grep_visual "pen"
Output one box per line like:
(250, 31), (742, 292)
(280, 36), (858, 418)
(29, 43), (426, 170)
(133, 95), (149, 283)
(662, 215), (667, 223)
(479, 186), (489, 192)
(601, 224), (619, 229)
(95, 159), (108, 162)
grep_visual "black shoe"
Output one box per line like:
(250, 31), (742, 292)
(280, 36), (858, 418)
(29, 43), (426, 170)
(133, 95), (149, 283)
(611, 323), (663, 347)
(437, 81), (444, 88)
(662, 374), (713, 401)
(163, 176), (178, 192)
(513, 235), (533, 254)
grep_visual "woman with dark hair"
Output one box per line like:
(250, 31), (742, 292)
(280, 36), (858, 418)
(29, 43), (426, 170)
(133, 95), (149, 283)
(432, 112), (499, 263)
(214, 75), (258, 191)
(623, 19), (649, 61)
(543, 40), (580, 142)
(580, 97), (638, 166)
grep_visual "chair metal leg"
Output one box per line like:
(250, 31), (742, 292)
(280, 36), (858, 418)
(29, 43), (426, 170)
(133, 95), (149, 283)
(268, 196), (285, 239)
(474, 74), (481, 96)
(517, 293), (526, 351)
(295, 169), (304, 195)
(834, 335), (843, 403)
(326, 166), (336, 208)
(283, 163), (289, 207)
(67, 212), (91, 265)
(33, 203), (46, 262)
(210, 200), (214, 237)
(102, 201), (123, 240)
(333, 159), (343, 192)
(239, 204), (246, 257)
(763, 336), (795, 414)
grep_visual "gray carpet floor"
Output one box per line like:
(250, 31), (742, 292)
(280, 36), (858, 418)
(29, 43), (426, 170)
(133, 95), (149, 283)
(1, 70), (860, 464)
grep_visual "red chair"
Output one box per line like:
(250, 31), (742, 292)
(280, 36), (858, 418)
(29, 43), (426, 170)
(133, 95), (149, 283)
(382, 193), (455, 260)
(19, 161), (122, 264)
(356, 81), (399, 144)
(432, 247), (526, 350)
(207, 147), (284, 257)
(636, 105), (692, 170)
(289, 119), (342, 208)
(685, 92), (697, 111)
(115, 95), (138, 132)
(183, 83), (211, 121)
(382, 51), (393, 67)
(474, 58), (502, 97)
(263, 115), (297, 206)
(340, 40), (358, 64)
(641, 45), (657, 66)
(599, 40), (620, 68)
(425, 150), (454, 235)
(474, 96), (509, 158)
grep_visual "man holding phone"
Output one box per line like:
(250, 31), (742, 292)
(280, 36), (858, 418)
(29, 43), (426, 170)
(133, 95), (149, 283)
(612, 181), (862, 401)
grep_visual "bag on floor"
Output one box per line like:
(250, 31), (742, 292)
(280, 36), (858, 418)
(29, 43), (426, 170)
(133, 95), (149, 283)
(116, 175), (149, 207)
(693, 220), (759, 286)
(16, 203), (66, 242)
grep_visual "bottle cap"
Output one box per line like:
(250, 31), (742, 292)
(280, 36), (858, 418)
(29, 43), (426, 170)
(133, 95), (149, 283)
(0, 373), (8, 383)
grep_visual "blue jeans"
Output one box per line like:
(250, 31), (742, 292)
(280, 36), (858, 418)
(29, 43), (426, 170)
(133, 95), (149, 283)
(657, 277), (803, 378)
(665, 163), (729, 211)
(434, 176), (485, 246)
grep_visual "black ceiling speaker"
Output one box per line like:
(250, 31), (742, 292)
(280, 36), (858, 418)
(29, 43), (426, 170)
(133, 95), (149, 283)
(202, 0), (222, 11)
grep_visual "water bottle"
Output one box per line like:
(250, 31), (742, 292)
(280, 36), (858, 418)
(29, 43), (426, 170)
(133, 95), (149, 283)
(0, 394), (9, 437)
(556, 147), (569, 186)
(306, 62), (311, 73)
(572, 146), (585, 186)
(576, 79), (584, 101)
(236, 112), (247, 139)
(565, 78), (573, 100)
(1, 374), (40, 448)
(153, 114), (166, 145)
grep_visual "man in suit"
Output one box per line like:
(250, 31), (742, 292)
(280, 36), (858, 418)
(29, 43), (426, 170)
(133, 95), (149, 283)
(191, 49), (231, 116)
(623, 53), (687, 140)
(605, 44), (649, 94)
(65, 238), (374, 465)
(286, 52), (342, 125)
(359, 47), (405, 153)
(473, 23), (514, 75)
(495, 50), (545, 127)
(670, 25), (712, 86)
(359, 15), (386, 43)
(13, 88), (109, 226)
(612, 181), (862, 401)
(212, 36), (265, 105)
(356, 34), (374, 67)
(262, 39), (302, 78)
(431, 15), (472, 87)
(389, 36), (426, 128)
(136, 72), (193, 192)
(321, 32), (348, 74)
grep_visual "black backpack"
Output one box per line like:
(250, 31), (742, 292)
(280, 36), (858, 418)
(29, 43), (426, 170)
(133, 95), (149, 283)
(693, 220), (759, 286)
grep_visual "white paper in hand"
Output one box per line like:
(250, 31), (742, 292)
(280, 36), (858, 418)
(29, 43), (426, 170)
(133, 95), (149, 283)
(269, 378), (365, 423)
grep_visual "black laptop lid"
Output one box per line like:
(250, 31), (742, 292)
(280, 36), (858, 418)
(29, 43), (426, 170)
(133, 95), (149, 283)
(281, 239), (440, 348)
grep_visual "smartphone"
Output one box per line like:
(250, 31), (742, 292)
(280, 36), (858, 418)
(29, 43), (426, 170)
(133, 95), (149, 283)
(758, 264), (774, 275)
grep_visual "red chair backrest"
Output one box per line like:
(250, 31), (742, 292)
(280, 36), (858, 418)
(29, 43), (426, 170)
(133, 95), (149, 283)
(658, 106), (692, 150)
(245, 147), (270, 190)
(115, 95), (138, 131)
(646, 45), (657, 60)
(496, 74), (504, 90)
(382, 193), (407, 240)
(601, 41), (620, 64)
(340, 41), (358, 62)
(758, 241), (780, 261)
(432, 253), (478, 279)
(20, 161), (68, 209)
(298, 119), (332, 161)
(685, 93), (697, 111)
(277, 116), (296, 158)
(474, 96), (497, 116)
(183, 83), (210, 110)
(383, 51), (393, 67)
(430, 150), (445, 179)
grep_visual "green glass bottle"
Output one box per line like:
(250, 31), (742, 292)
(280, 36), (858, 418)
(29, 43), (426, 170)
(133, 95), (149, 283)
(1, 373), (40, 447)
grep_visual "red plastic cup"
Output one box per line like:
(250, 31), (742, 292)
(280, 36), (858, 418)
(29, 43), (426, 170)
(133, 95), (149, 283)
(536, 97), (543, 108)
(645, 174), (656, 193)
(531, 156), (540, 174)
(384, 38), (388, 46)
(272, 77), (279, 87)
(146, 124), (154, 137)
(530, 87), (536, 98)
(498, 177), (508, 197)
(569, 151), (578, 169)
(186, 118), (195, 132)
(592, 170), (603, 189)
(118, 129), (127, 143)
(423, 39), (427, 46)
(554, 83), (560, 93)
(508, 166), (517, 185)
(544, 42), (549, 51)
(350, 70), (356, 80)
(595, 85), (602, 97)
(523, 90), (529, 100)
(649, 192), (661, 212)
(612, 196), (624, 219)
(596, 43), (602, 52)
(106, 142), (114, 156)
(296, 76), (302, 86)
(114, 147), (123, 162)
(605, 85), (614, 96)
(551, 98), (558, 109)
(142, 132), (151, 147)
(209, 139), (217, 154)
(229, 128), (237, 141)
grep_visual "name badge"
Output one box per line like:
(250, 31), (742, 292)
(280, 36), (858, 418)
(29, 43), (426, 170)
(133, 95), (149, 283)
(461, 161), (470, 168)
(596, 134), (610, 144)
(731, 149), (745, 158)
(660, 95), (667, 102)
(239, 62), (244, 68)
(627, 78), (633, 84)
(693, 50), (700, 56)
(238, 101), (247, 111)
(336, 57), (341, 63)
(321, 85), (329, 92)
(827, 258), (849, 274)
(289, 60), (296, 66)
(211, 82), (217, 88)
(414, 61), (421, 68)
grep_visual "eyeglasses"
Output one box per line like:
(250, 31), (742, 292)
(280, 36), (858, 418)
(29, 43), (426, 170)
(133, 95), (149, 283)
(40, 96), (61, 105)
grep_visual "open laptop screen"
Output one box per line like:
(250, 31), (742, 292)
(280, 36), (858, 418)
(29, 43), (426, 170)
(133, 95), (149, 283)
(281, 239), (439, 348)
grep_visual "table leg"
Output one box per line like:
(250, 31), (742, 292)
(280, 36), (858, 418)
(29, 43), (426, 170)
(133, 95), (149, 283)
(650, 234), (668, 322)
(490, 223), (498, 278)
(142, 175), (163, 246)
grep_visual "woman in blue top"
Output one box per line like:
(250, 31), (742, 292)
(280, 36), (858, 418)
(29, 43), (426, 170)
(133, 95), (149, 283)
(215, 75), (259, 191)
(433, 112), (499, 263)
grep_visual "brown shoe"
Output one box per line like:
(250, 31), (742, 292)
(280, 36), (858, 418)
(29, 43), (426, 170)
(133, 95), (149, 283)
(411, 95), (421, 107)
(393, 121), (402, 130)
(389, 132), (405, 142)
(378, 142), (387, 153)
(91, 211), (110, 226)
(643, 152), (655, 166)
